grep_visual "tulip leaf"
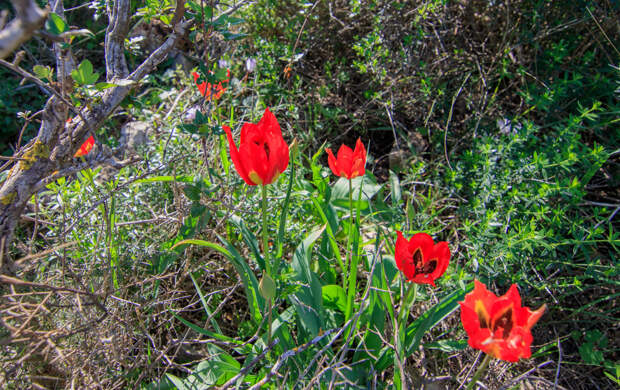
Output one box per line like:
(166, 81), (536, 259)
(374, 282), (473, 372)
(310, 198), (344, 273)
(331, 176), (382, 210)
(172, 237), (264, 323)
(424, 339), (468, 353)
(290, 227), (326, 337)
(389, 170), (402, 206)
(404, 282), (473, 355)
(190, 272), (222, 335)
(322, 284), (346, 313)
(229, 215), (265, 271)
(218, 236), (265, 323)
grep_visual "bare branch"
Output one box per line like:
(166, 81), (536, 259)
(50, 0), (75, 82)
(105, 0), (130, 80)
(0, 1), (192, 274)
(0, 0), (48, 60)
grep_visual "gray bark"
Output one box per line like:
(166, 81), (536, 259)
(0, 0), (48, 60)
(0, 1), (189, 273)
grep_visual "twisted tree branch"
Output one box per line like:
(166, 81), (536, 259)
(0, 2), (191, 273)
(0, 0), (48, 60)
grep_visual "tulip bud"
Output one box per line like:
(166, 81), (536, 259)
(259, 274), (276, 301)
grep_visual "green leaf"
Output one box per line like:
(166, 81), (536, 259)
(33, 65), (53, 81)
(259, 274), (276, 301)
(164, 374), (189, 390)
(375, 282), (473, 372)
(134, 175), (194, 184)
(310, 198), (344, 273)
(46, 12), (69, 35)
(389, 170), (402, 205)
(404, 283), (473, 355)
(424, 339), (468, 353)
(331, 176), (382, 210)
(322, 284), (346, 313)
(290, 227), (326, 337)
(159, 14), (171, 25)
(222, 32), (248, 41)
(218, 236), (265, 322)
(214, 68), (229, 81)
(70, 59), (100, 85)
(183, 184), (201, 201)
(171, 239), (231, 258)
(94, 82), (117, 91)
(225, 16), (245, 25)
(229, 215), (265, 271)
(190, 272), (222, 334)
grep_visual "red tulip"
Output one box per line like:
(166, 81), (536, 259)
(394, 231), (450, 286)
(459, 280), (546, 362)
(74, 135), (95, 158)
(193, 69), (230, 101)
(223, 108), (289, 186)
(325, 138), (366, 179)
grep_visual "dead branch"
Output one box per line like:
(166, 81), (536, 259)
(0, 1), (191, 273)
(0, 0), (48, 60)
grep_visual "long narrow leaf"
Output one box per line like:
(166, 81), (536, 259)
(190, 272), (222, 334)
(310, 197), (345, 275)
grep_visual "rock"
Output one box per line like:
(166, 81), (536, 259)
(119, 121), (151, 156)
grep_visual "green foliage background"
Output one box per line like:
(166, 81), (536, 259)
(1, 0), (618, 388)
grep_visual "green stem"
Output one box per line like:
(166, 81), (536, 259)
(267, 298), (273, 346)
(397, 282), (418, 326)
(344, 178), (353, 286)
(466, 354), (492, 390)
(261, 184), (271, 275)
(261, 185), (274, 347)
(394, 281), (417, 390)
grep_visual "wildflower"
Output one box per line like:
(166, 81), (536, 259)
(325, 138), (366, 179)
(497, 118), (522, 135)
(184, 106), (198, 122)
(74, 135), (95, 157)
(223, 108), (289, 185)
(459, 280), (546, 362)
(192, 69), (230, 101)
(394, 231), (450, 286)
(246, 58), (256, 73)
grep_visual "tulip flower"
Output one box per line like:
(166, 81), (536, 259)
(74, 135), (95, 158)
(223, 108), (289, 186)
(394, 231), (450, 286)
(459, 280), (546, 362)
(193, 69), (230, 101)
(326, 138), (366, 179)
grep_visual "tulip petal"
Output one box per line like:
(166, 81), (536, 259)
(459, 280), (545, 362)
(223, 125), (254, 185)
(326, 148), (340, 177)
(350, 138), (367, 178)
(336, 144), (354, 178)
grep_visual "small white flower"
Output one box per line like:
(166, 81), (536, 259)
(245, 58), (257, 73)
(184, 106), (198, 122)
(218, 59), (228, 68)
(497, 118), (522, 135)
